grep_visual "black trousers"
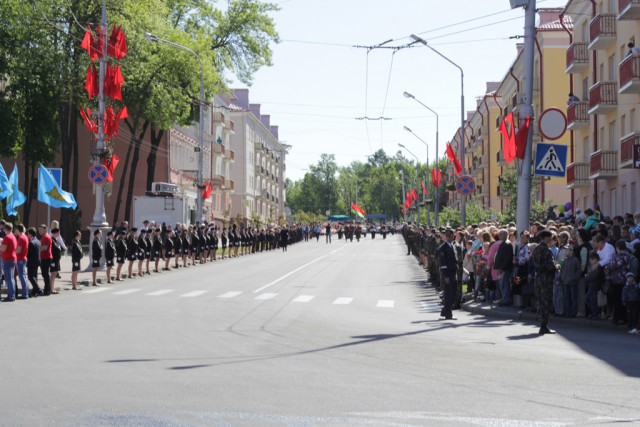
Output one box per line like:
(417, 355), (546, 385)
(40, 259), (51, 293)
(441, 274), (457, 318)
(27, 264), (41, 292)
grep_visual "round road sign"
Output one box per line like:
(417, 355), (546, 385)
(538, 108), (567, 141)
(456, 175), (476, 195)
(88, 164), (109, 185)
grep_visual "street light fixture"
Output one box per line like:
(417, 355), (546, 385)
(402, 126), (431, 226)
(402, 93), (440, 226)
(145, 32), (206, 224)
(409, 34), (466, 226)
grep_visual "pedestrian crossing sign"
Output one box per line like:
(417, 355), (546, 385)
(534, 143), (567, 177)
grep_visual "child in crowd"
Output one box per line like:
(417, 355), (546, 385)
(584, 252), (605, 320)
(560, 245), (581, 317)
(622, 272), (640, 334)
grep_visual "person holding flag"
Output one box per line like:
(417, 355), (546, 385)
(351, 203), (365, 220)
(5, 164), (26, 217)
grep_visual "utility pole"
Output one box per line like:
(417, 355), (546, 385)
(513, 0), (536, 237)
(399, 170), (406, 222)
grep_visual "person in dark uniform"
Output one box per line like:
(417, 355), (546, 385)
(151, 228), (163, 272)
(115, 230), (127, 281)
(163, 230), (174, 271)
(172, 226), (182, 268)
(221, 227), (228, 259)
(280, 227), (289, 252)
(438, 228), (458, 320)
(532, 230), (557, 335)
(211, 228), (219, 261)
(91, 229), (102, 286)
(71, 230), (83, 290)
(105, 230), (115, 283)
(137, 229), (147, 277)
(230, 224), (239, 258)
(49, 228), (62, 294)
(26, 228), (43, 297)
(143, 229), (152, 275)
(126, 228), (138, 278)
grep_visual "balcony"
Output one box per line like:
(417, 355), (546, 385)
(224, 120), (235, 135)
(475, 127), (483, 143)
(229, 150), (235, 162)
(619, 55), (640, 94)
(212, 111), (226, 129)
(589, 150), (618, 179)
(565, 42), (589, 74)
(496, 151), (506, 166)
(213, 143), (225, 155)
(620, 132), (640, 168)
(588, 82), (617, 115)
(589, 14), (616, 50)
(212, 175), (225, 187)
(618, 0), (640, 20)
(567, 101), (589, 129)
(566, 163), (590, 188)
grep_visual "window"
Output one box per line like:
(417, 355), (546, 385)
(610, 188), (616, 215)
(631, 109), (636, 132)
(583, 136), (590, 162)
(608, 54), (616, 81)
(599, 127), (605, 151)
(582, 77), (589, 100)
(609, 120), (617, 150)
(621, 114), (627, 137)
(622, 185), (627, 214)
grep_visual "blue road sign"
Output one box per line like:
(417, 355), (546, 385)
(88, 164), (109, 185)
(456, 175), (476, 195)
(534, 143), (568, 177)
(48, 168), (62, 188)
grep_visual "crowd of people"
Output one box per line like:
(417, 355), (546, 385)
(300, 222), (394, 243)
(404, 209), (640, 335)
(0, 219), (309, 301)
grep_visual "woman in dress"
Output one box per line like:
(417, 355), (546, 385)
(49, 228), (62, 294)
(105, 230), (115, 283)
(91, 229), (102, 286)
(71, 230), (83, 290)
(115, 230), (127, 281)
(220, 227), (228, 259)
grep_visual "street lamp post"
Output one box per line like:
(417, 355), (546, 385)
(402, 127), (431, 226)
(398, 143), (420, 224)
(145, 32), (205, 224)
(403, 92), (439, 226)
(409, 35), (465, 226)
(399, 169), (406, 222)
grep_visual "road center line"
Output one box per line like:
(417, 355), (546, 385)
(329, 245), (348, 255)
(253, 255), (327, 293)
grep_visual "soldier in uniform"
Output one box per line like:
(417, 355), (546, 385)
(438, 228), (458, 320)
(532, 230), (557, 334)
(115, 230), (127, 281)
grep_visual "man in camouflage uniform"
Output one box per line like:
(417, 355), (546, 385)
(532, 230), (557, 335)
(426, 229), (441, 289)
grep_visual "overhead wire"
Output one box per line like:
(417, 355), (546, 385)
(379, 49), (396, 150)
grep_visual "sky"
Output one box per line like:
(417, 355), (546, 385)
(229, 0), (570, 182)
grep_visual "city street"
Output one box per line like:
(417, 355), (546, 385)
(1, 234), (639, 426)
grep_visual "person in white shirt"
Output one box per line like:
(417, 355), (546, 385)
(592, 234), (615, 267)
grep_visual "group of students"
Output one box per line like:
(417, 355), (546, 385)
(0, 219), (307, 301)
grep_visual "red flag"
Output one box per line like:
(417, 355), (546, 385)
(80, 25), (98, 60)
(202, 182), (213, 199)
(351, 203), (366, 216)
(105, 64), (124, 101)
(401, 208), (405, 215)
(404, 199), (411, 209)
(85, 63), (99, 99)
(421, 181), (427, 195)
(411, 188), (418, 201)
(431, 169), (442, 187)
(80, 108), (97, 134)
(515, 115), (531, 160)
(93, 25), (104, 58)
(108, 24), (128, 60)
(499, 112), (516, 164)
(104, 105), (115, 137)
(103, 153), (119, 182)
(446, 143), (462, 175)
(406, 191), (413, 204)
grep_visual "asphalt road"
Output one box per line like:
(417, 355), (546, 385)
(1, 234), (639, 427)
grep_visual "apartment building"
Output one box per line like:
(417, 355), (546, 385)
(447, 8), (573, 215)
(564, 0), (640, 216)
(229, 89), (287, 224)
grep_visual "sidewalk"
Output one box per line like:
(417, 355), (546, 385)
(460, 296), (627, 333)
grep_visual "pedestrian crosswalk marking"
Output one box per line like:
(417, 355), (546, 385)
(218, 291), (242, 298)
(377, 300), (394, 308)
(535, 145), (564, 172)
(180, 290), (208, 298)
(255, 293), (278, 300)
(147, 290), (175, 296)
(421, 301), (441, 312)
(333, 297), (353, 305)
(82, 287), (110, 294)
(113, 289), (141, 295)
(292, 295), (315, 303)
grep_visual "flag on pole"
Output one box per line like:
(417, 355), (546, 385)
(431, 169), (442, 187)
(446, 143), (462, 175)
(499, 112), (517, 164)
(421, 181), (428, 196)
(37, 165), (77, 209)
(103, 153), (120, 182)
(351, 203), (365, 219)
(515, 115), (531, 160)
(0, 162), (11, 200)
(411, 188), (418, 201)
(6, 163), (26, 216)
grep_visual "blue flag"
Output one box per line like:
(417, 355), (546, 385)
(6, 163), (26, 216)
(38, 165), (77, 209)
(0, 163), (11, 200)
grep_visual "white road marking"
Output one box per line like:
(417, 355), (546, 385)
(113, 289), (142, 295)
(333, 297), (354, 305)
(329, 245), (348, 255)
(82, 287), (110, 294)
(218, 291), (242, 298)
(292, 295), (315, 303)
(421, 301), (441, 312)
(255, 293), (278, 300)
(254, 255), (327, 293)
(377, 300), (395, 308)
(147, 290), (175, 296)
(180, 290), (208, 298)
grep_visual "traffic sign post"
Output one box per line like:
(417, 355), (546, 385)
(534, 143), (568, 177)
(538, 108), (567, 141)
(455, 175), (476, 196)
(88, 164), (109, 185)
